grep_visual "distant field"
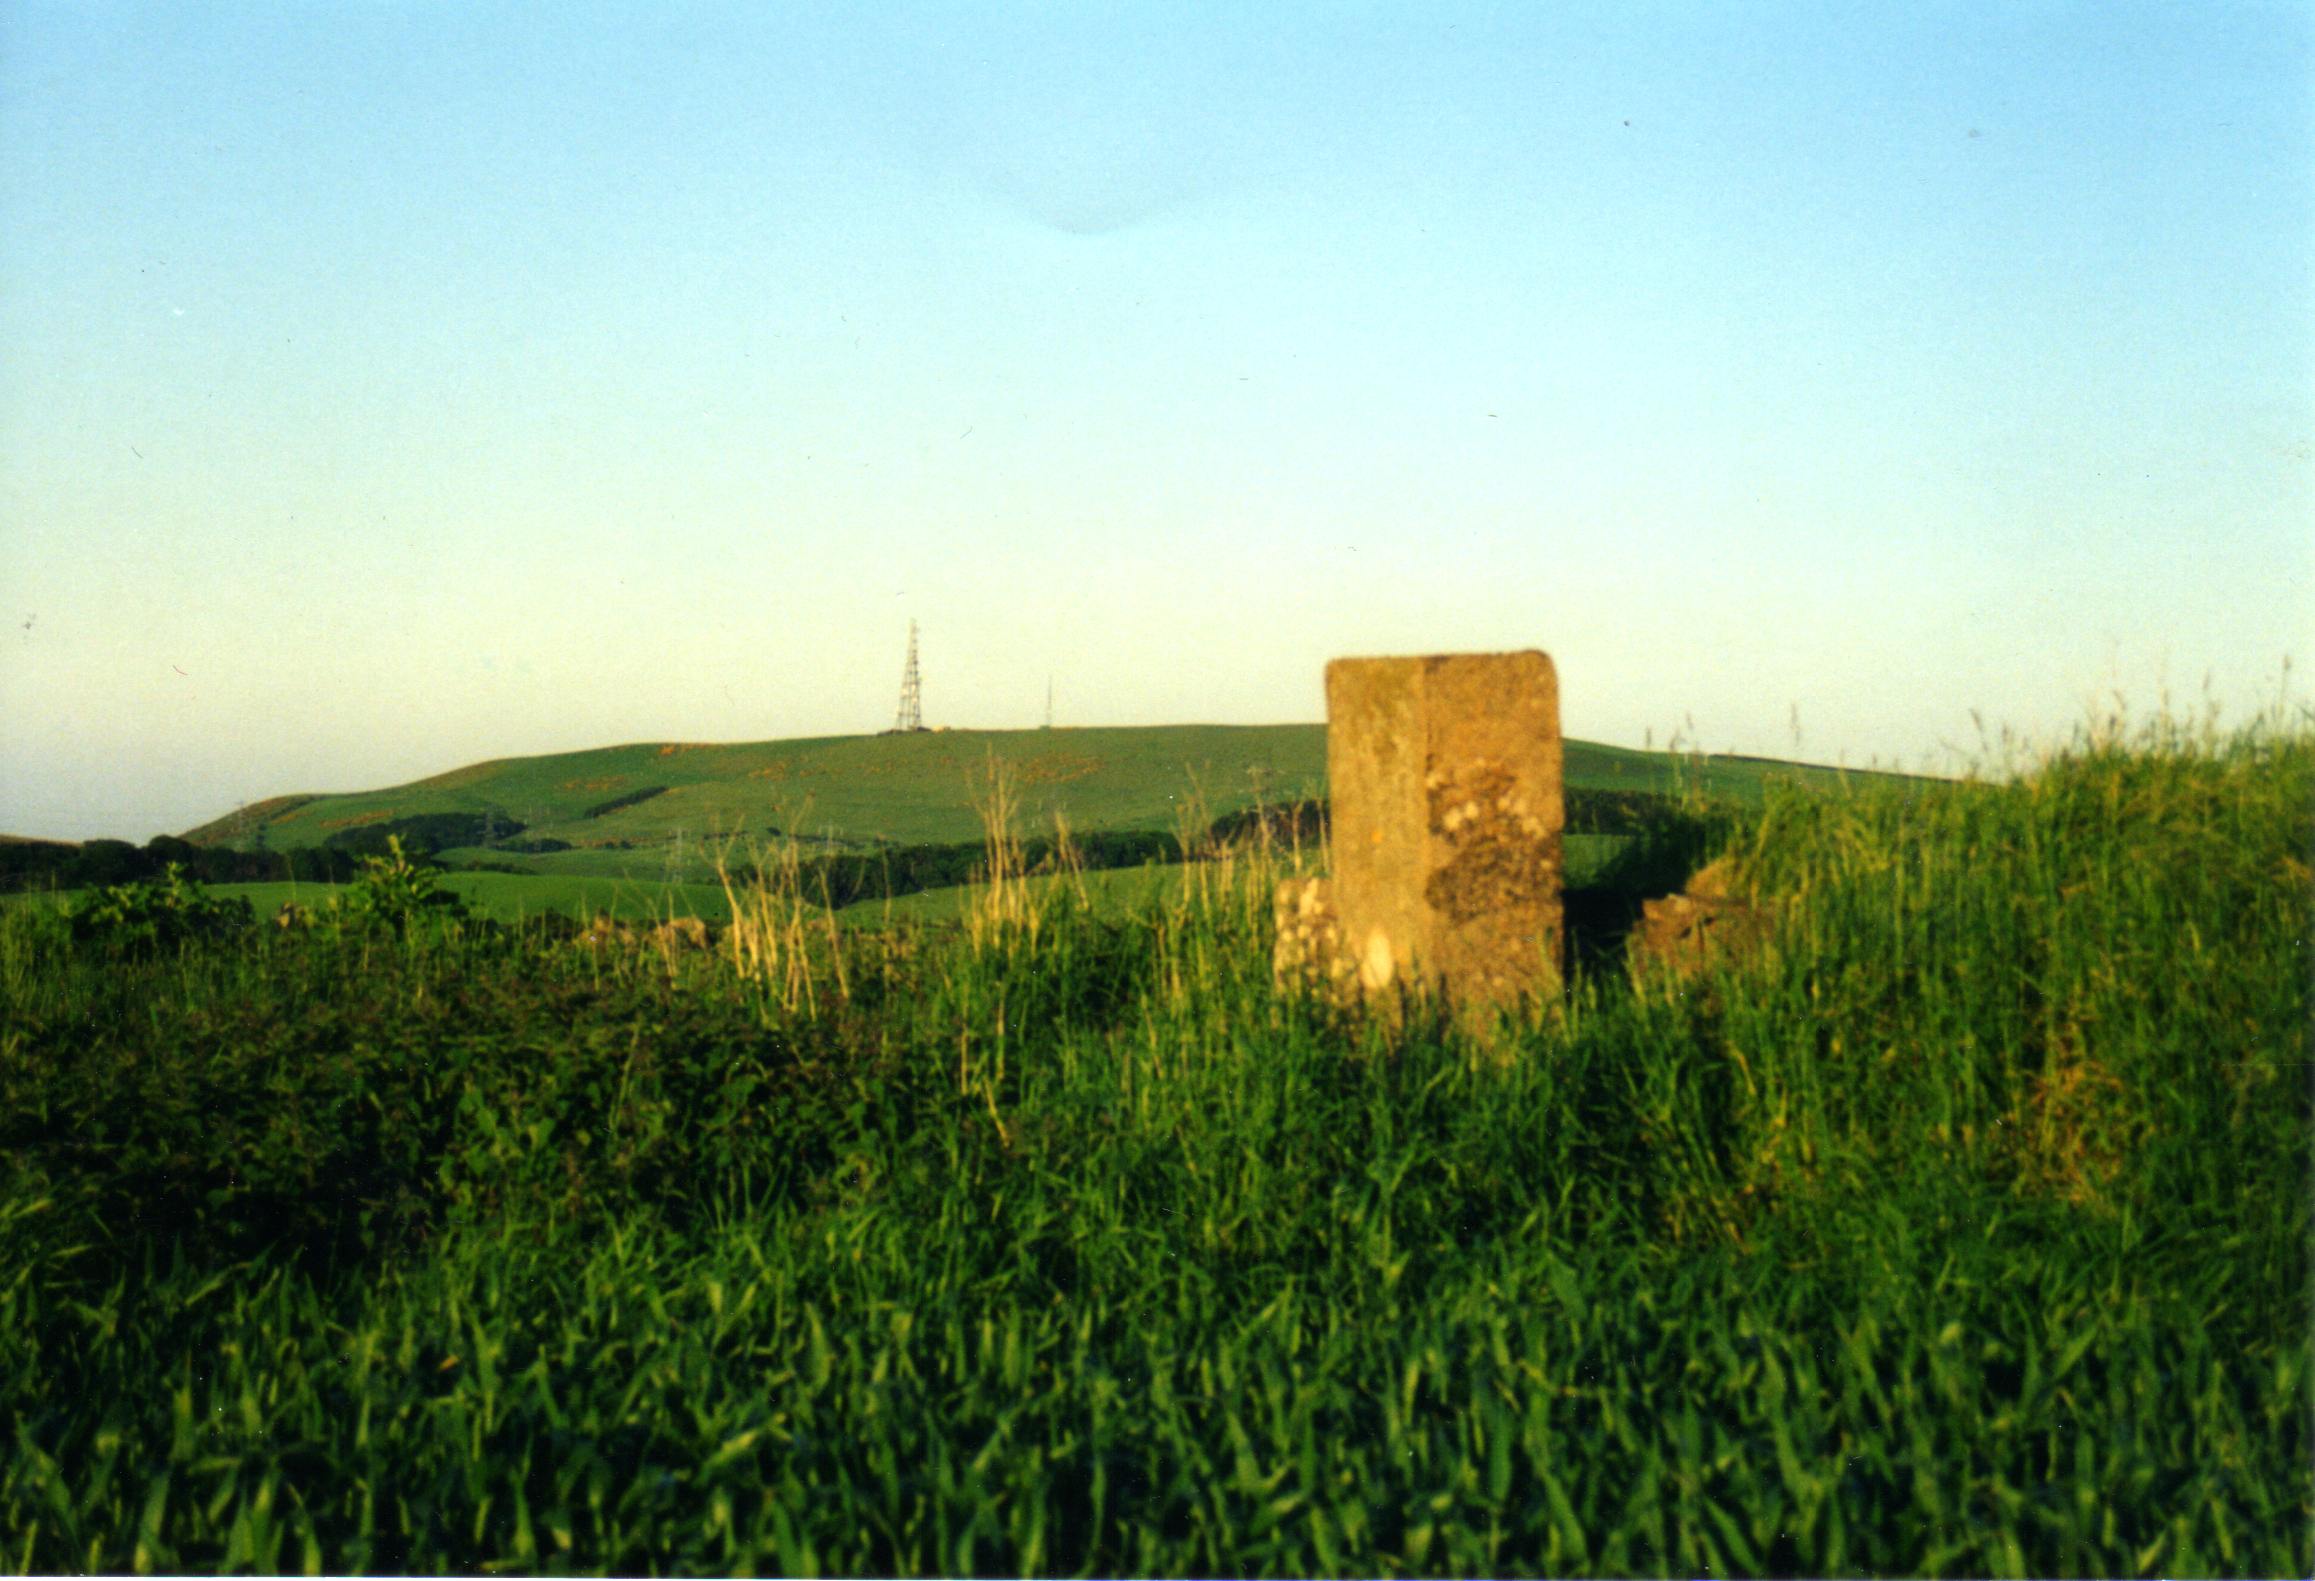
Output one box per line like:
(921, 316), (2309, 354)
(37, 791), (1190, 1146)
(6, 871), (1159, 930)
(13, 833), (1638, 931)
(446, 874), (738, 924)
(842, 833), (1630, 925)
(837, 862), (1198, 926)
(7, 876), (739, 927)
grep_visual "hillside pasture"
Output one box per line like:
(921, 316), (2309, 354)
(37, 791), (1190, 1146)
(187, 726), (1333, 855)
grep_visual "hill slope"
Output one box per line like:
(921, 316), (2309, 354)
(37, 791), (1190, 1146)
(184, 724), (1880, 875)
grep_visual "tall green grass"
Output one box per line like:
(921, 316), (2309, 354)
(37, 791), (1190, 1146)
(1, 717), (2306, 1575)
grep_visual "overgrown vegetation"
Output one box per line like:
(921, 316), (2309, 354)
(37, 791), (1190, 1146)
(0, 717), (2306, 1575)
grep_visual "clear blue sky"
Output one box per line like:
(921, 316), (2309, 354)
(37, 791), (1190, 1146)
(3, 2), (2308, 840)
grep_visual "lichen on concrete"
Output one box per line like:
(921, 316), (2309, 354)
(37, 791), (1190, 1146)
(1288, 651), (1565, 1023)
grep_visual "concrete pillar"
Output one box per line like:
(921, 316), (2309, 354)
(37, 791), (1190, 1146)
(1316, 650), (1565, 1017)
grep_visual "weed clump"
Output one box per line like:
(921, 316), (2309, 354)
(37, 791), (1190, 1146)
(341, 836), (470, 939)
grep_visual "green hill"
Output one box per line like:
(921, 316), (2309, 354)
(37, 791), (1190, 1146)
(183, 723), (1883, 886)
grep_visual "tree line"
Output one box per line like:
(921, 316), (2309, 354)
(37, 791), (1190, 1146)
(1, 836), (366, 894)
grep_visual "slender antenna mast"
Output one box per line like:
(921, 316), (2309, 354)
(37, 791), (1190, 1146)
(892, 620), (924, 733)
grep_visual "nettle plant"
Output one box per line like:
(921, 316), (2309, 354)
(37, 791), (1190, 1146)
(343, 836), (470, 937)
(66, 863), (254, 956)
(337, 842), (469, 939)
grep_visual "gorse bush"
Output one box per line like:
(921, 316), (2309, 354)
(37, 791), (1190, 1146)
(0, 717), (2306, 1575)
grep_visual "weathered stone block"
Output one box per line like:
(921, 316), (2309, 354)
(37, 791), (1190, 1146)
(1322, 651), (1565, 1016)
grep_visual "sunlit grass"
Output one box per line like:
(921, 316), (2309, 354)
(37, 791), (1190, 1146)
(1, 713), (2306, 1575)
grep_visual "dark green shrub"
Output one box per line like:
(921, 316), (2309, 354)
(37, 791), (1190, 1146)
(64, 864), (253, 956)
(343, 838), (470, 937)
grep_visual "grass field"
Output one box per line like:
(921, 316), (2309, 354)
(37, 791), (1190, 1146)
(4, 715), (2305, 1574)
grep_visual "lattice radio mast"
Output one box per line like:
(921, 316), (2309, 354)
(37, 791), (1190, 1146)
(891, 619), (925, 733)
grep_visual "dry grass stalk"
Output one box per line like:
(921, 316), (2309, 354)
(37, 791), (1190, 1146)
(967, 752), (1038, 948)
(1047, 808), (1089, 909)
(713, 827), (847, 1016)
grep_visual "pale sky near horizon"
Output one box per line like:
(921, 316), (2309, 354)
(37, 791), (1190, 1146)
(3, 1), (2308, 841)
